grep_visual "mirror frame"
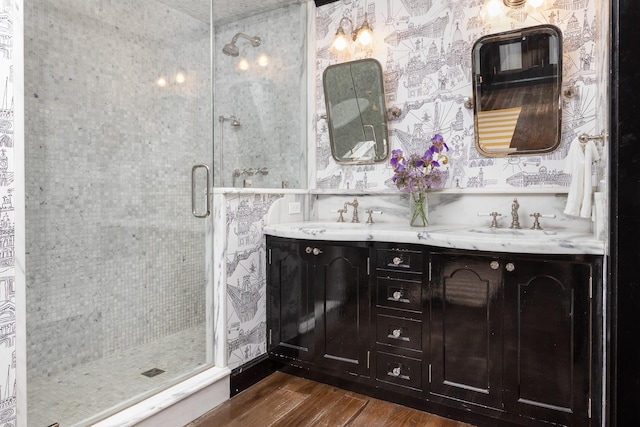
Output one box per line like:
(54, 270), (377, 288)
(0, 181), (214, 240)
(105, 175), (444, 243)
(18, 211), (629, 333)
(472, 24), (563, 157)
(323, 58), (390, 165)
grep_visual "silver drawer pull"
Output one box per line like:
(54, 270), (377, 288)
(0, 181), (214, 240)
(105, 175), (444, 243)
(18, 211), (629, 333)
(392, 329), (401, 338)
(392, 291), (402, 300)
(392, 256), (403, 265)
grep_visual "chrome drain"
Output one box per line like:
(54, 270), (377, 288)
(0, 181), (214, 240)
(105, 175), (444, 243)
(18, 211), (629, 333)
(141, 368), (165, 378)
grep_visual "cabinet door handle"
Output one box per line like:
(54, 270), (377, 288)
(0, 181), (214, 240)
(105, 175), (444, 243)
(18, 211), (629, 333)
(305, 246), (313, 254)
(312, 247), (323, 256)
(490, 260), (500, 270)
(392, 256), (403, 265)
(505, 262), (515, 272)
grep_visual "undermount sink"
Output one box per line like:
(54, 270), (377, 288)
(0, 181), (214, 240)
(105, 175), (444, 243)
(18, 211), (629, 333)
(298, 221), (371, 229)
(466, 227), (558, 236)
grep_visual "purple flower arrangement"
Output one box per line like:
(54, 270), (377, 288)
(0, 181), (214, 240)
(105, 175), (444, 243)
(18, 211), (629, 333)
(389, 134), (449, 193)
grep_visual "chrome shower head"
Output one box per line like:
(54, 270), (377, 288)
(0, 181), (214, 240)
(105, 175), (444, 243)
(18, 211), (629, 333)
(222, 43), (239, 57)
(222, 33), (261, 57)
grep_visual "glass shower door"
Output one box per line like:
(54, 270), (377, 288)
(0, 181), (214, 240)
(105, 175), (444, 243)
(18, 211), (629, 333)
(24, 1), (214, 425)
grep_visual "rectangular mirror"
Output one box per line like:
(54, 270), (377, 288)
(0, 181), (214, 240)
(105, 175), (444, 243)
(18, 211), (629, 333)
(472, 25), (562, 156)
(323, 58), (389, 164)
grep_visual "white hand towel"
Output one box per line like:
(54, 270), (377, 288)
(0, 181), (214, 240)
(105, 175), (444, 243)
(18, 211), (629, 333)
(564, 139), (600, 218)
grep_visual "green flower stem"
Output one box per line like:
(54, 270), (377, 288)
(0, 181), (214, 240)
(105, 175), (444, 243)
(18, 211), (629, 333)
(410, 192), (428, 227)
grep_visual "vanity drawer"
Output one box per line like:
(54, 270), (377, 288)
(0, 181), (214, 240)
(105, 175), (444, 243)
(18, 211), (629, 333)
(376, 351), (422, 391)
(376, 277), (423, 312)
(376, 248), (423, 273)
(376, 314), (422, 352)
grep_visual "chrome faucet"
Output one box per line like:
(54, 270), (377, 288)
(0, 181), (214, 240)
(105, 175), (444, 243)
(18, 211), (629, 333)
(345, 198), (360, 223)
(510, 198), (521, 229)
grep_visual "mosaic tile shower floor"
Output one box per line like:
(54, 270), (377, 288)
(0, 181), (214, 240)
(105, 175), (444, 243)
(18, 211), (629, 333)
(28, 323), (207, 427)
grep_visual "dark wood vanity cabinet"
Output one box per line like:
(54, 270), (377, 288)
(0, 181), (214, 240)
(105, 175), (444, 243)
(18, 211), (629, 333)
(501, 256), (593, 427)
(266, 236), (371, 377)
(429, 251), (596, 426)
(266, 237), (315, 363)
(266, 236), (601, 427)
(429, 253), (504, 409)
(373, 244), (428, 393)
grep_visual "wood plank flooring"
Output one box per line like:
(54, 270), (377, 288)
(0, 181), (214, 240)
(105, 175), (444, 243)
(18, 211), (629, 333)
(186, 372), (474, 427)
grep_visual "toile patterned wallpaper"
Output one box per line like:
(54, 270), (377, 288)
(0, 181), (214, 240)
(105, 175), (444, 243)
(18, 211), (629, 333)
(0, 0), (15, 425)
(315, 0), (602, 191)
(225, 193), (281, 369)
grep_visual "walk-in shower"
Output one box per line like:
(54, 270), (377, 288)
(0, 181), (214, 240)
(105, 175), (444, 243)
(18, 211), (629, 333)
(25, 1), (215, 425)
(222, 33), (261, 57)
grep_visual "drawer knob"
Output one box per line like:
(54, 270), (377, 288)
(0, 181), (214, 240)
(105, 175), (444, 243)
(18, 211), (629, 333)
(390, 367), (401, 377)
(392, 329), (402, 338)
(490, 260), (499, 270)
(505, 262), (515, 272)
(392, 256), (403, 265)
(312, 247), (323, 256)
(392, 291), (402, 300)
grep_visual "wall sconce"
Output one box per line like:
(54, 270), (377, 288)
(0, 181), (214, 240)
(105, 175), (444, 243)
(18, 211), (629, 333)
(483, 0), (546, 19)
(332, 13), (373, 52)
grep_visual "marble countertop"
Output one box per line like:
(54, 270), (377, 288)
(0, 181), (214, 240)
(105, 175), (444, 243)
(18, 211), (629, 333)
(264, 221), (605, 255)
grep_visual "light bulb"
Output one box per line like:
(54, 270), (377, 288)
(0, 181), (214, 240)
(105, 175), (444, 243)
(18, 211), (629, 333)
(486, 0), (503, 17)
(156, 77), (167, 87)
(357, 27), (373, 46)
(333, 32), (349, 51)
(175, 72), (186, 84)
(528, 0), (544, 7)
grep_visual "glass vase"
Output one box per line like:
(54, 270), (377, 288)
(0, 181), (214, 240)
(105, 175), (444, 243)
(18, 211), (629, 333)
(409, 192), (428, 227)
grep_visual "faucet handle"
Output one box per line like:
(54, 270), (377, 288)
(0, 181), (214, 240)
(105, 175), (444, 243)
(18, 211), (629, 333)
(365, 209), (382, 224)
(330, 208), (347, 222)
(478, 212), (502, 228)
(529, 213), (556, 230)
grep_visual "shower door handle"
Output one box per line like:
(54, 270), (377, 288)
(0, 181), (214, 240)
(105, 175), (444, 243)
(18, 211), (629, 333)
(191, 163), (211, 218)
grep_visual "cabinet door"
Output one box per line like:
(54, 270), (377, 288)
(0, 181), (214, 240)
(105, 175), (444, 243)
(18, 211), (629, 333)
(430, 254), (503, 408)
(266, 237), (315, 362)
(314, 243), (371, 376)
(503, 258), (591, 426)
